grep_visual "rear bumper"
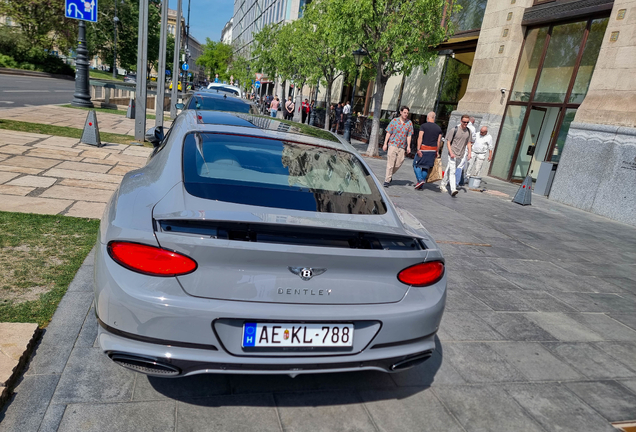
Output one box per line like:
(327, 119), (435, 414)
(99, 322), (436, 376)
(94, 241), (446, 376)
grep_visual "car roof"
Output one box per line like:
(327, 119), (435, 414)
(179, 110), (347, 149)
(190, 91), (247, 101)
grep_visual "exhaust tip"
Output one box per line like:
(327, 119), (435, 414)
(391, 351), (433, 371)
(110, 353), (181, 376)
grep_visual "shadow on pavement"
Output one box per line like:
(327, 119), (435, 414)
(144, 337), (445, 406)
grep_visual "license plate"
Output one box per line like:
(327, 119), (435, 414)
(242, 322), (353, 348)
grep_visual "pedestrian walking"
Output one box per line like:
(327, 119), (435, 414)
(413, 112), (442, 190)
(300, 99), (311, 124)
(334, 103), (344, 133)
(467, 126), (493, 178)
(270, 97), (280, 118)
(382, 106), (413, 188)
(329, 104), (336, 131)
(455, 116), (476, 187)
(440, 114), (472, 197)
(284, 96), (295, 120)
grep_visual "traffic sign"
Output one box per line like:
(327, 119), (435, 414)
(255, 73), (263, 81)
(166, 70), (171, 75)
(188, 73), (192, 77)
(181, 63), (189, 71)
(255, 81), (261, 89)
(65, 0), (98, 22)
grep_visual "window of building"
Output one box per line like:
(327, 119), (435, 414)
(491, 16), (609, 182)
(450, 0), (487, 33)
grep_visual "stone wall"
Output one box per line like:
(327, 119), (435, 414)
(551, 0), (636, 225)
(575, 0), (636, 127)
(456, 0), (534, 117)
(550, 123), (636, 226)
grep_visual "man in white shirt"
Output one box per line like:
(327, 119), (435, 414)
(343, 101), (351, 116)
(467, 126), (493, 178)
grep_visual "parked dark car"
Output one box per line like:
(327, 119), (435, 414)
(175, 92), (259, 115)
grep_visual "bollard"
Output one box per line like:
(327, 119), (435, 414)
(343, 114), (352, 143)
(80, 110), (102, 147)
(126, 98), (135, 119)
(512, 175), (533, 206)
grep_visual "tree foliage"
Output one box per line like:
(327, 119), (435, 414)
(85, 0), (162, 74)
(322, 0), (452, 155)
(0, 0), (77, 53)
(196, 38), (233, 80)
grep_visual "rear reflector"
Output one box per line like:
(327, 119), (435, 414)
(397, 261), (444, 287)
(107, 241), (197, 277)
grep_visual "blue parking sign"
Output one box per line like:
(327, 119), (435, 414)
(65, 0), (98, 22)
(242, 322), (257, 347)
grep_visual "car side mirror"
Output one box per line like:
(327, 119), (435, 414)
(145, 126), (164, 147)
(175, 103), (184, 110)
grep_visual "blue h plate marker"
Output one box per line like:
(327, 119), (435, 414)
(243, 322), (257, 347)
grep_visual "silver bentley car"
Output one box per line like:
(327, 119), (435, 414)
(94, 110), (447, 377)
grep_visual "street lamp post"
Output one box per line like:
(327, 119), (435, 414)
(344, 48), (367, 143)
(71, 21), (93, 108)
(112, 2), (119, 80)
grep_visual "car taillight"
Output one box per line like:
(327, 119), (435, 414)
(397, 261), (444, 287)
(107, 241), (197, 277)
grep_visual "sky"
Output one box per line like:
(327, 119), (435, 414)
(168, 0), (234, 44)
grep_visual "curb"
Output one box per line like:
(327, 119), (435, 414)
(0, 327), (41, 410)
(0, 67), (74, 81)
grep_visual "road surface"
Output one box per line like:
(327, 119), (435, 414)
(0, 74), (76, 108)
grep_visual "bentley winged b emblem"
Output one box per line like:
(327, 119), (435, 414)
(288, 267), (327, 281)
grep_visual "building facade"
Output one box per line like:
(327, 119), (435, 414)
(452, 0), (635, 226)
(222, 18), (233, 44)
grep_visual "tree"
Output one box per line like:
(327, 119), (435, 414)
(85, 0), (161, 75)
(328, 0), (452, 155)
(0, 0), (77, 53)
(228, 55), (251, 93)
(196, 38), (233, 81)
(297, 1), (356, 130)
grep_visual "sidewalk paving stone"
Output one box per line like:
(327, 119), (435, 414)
(433, 385), (545, 432)
(541, 342), (636, 379)
(41, 186), (113, 203)
(56, 401), (176, 432)
(0, 195), (73, 215)
(504, 383), (618, 432)
(6, 175), (57, 188)
(176, 394), (280, 432)
(275, 390), (376, 432)
(64, 201), (107, 219)
(360, 388), (464, 432)
(0, 185), (35, 196)
(565, 380), (636, 422)
(489, 342), (583, 381)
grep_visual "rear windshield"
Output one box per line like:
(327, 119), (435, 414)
(182, 133), (387, 214)
(187, 96), (251, 113)
(208, 87), (240, 96)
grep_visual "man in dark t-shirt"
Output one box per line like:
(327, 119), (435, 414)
(334, 103), (344, 133)
(413, 112), (443, 189)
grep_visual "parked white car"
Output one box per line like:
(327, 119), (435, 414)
(206, 83), (243, 98)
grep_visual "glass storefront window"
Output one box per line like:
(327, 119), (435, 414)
(569, 18), (608, 104)
(551, 109), (577, 162)
(533, 21), (586, 103)
(451, 0), (488, 33)
(490, 105), (527, 179)
(510, 27), (548, 102)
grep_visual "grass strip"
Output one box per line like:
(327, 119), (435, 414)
(0, 119), (133, 145)
(61, 104), (165, 121)
(0, 212), (99, 327)
(88, 69), (125, 82)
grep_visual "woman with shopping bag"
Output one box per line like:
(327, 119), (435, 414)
(414, 112), (443, 189)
